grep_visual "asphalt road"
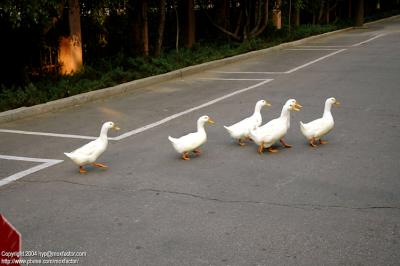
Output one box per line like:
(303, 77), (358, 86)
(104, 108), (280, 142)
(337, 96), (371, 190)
(1, 17), (400, 265)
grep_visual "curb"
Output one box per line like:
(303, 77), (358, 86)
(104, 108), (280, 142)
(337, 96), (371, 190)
(0, 15), (398, 124)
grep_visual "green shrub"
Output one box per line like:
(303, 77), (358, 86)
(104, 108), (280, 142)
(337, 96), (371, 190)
(0, 23), (350, 112)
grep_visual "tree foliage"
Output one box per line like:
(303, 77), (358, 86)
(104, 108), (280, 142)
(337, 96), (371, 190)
(0, 0), (399, 87)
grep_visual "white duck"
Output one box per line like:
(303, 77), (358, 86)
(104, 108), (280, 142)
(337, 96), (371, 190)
(168, 115), (214, 160)
(64, 121), (120, 173)
(300, 97), (340, 147)
(224, 99), (271, 146)
(249, 99), (302, 154)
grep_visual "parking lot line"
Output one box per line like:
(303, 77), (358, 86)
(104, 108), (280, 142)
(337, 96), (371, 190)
(198, 78), (272, 81)
(351, 33), (385, 46)
(297, 45), (350, 48)
(0, 129), (97, 140)
(286, 48), (341, 51)
(0, 155), (63, 187)
(210, 71), (286, 74)
(284, 49), (347, 73)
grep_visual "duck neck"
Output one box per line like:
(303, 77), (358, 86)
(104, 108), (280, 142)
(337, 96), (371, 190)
(323, 102), (333, 118)
(99, 126), (110, 140)
(253, 103), (263, 116)
(197, 120), (206, 133)
(280, 106), (291, 127)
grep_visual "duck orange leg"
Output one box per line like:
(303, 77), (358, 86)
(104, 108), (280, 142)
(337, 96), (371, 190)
(319, 139), (328, 145)
(268, 147), (279, 153)
(79, 166), (87, 174)
(309, 137), (317, 147)
(238, 138), (245, 146)
(193, 148), (202, 155)
(280, 138), (292, 148)
(182, 152), (190, 160)
(93, 163), (108, 168)
(257, 142), (264, 154)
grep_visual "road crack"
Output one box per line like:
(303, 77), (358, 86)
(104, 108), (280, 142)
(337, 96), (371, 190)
(17, 179), (400, 211)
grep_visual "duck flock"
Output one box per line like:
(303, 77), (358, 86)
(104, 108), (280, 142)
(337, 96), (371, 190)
(64, 97), (340, 172)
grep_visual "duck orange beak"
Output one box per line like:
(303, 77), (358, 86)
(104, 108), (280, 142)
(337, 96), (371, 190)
(113, 125), (121, 130)
(293, 102), (302, 111)
(334, 100), (340, 106)
(207, 118), (215, 124)
(264, 100), (272, 107)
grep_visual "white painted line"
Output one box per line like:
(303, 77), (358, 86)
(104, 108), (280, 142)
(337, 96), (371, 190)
(297, 45), (350, 48)
(211, 49), (346, 75)
(351, 33), (385, 46)
(285, 49), (347, 73)
(210, 71), (286, 74)
(287, 48), (341, 51)
(0, 129), (97, 140)
(198, 78), (271, 81)
(113, 79), (273, 140)
(0, 155), (63, 187)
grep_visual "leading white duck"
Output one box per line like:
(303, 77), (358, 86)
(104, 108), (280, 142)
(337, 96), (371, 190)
(64, 121), (120, 173)
(250, 99), (302, 154)
(224, 99), (271, 146)
(300, 97), (340, 147)
(168, 115), (214, 160)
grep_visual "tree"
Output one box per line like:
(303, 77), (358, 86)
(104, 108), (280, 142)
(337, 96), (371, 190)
(142, 0), (149, 56)
(59, 0), (83, 75)
(273, 0), (282, 29)
(128, 0), (149, 56)
(155, 0), (166, 57)
(173, 0), (180, 54)
(293, 0), (302, 27)
(0, 0), (63, 85)
(203, 0), (270, 42)
(185, 0), (196, 48)
(355, 0), (364, 26)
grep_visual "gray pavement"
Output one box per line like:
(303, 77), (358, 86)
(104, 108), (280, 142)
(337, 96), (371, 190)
(1, 17), (400, 265)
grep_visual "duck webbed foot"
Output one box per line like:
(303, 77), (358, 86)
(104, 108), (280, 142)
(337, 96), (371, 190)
(182, 152), (190, 160)
(257, 143), (264, 154)
(280, 139), (292, 148)
(193, 148), (202, 155)
(268, 147), (279, 153)
(309, 138), (317, 147)
(79, 166), (87, 174)
(238, 138), (246, 146)
(93, 163), (108, 168)
(319, 139), (328, 145)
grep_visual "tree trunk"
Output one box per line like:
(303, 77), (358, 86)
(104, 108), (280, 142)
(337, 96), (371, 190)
(129, 0), (141, 56)
(318, 1), (325, 23)
(288, 0), (292, 32)
(355, 0), (364, 26)
(273, 0), (282, 29)
(326, 2), (330, 24)
(185, 0), (195, 48)
(59, 0), (83, 75)
(142, 0), (149, 56)
(174, 2), (179, 54)
(155, 0), (166, 57)
(294, 5), (300, 27)
(348, 0), (352, 18)
(216, 0), (229, 29)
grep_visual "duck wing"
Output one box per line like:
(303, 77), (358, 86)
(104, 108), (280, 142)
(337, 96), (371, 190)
(70, 139), (102, 157)
(300, 118), (328, 137)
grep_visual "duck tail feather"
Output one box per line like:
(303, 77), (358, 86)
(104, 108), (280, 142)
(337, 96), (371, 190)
(168, 136), (177, 143)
